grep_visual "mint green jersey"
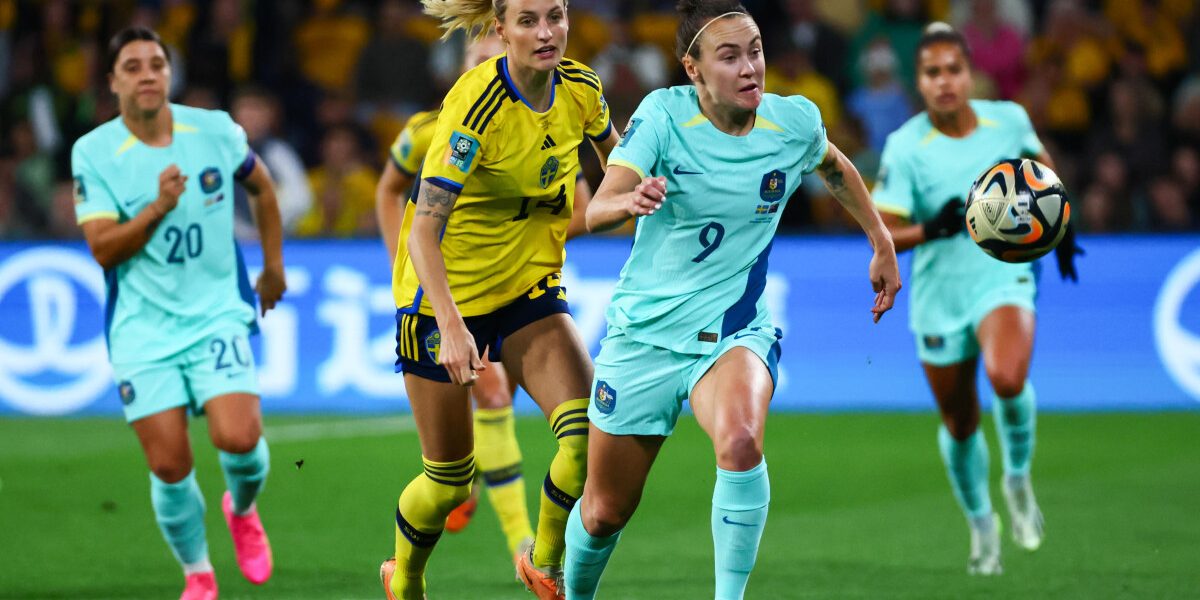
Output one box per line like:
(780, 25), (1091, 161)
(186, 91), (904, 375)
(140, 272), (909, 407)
(605, 86), (828, 355)
(72, 104), (258, 364)
(872, 100), (1045, 334)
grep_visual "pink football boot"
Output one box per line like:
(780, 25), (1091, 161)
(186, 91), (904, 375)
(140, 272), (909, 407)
(179, 572), (217, 600)
(222, 491), (273, 584)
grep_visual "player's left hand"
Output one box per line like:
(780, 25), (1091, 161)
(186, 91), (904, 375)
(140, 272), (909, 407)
(1055, 223), (1083, 283)
(255, 264), (287, 316)
(869, 241), (902, 323)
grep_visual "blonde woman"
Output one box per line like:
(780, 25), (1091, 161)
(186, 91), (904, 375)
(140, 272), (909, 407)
(380, 1), (618, 598)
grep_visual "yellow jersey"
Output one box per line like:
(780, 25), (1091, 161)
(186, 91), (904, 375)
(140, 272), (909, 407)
(386, 109), (441, 271)
(393, 54), (612, 316)
(389, 108), (441, 177)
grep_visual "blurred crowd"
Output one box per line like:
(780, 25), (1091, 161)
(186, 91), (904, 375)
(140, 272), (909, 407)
(1, 0), (1198, 241)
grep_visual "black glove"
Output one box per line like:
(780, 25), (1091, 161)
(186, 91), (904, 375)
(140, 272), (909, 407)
(923, 198), (966, 241)
(1055, 222), (1084, 282)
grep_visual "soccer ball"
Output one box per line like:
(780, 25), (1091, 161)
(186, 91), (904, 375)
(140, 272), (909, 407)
(965, 158), (1070, 263)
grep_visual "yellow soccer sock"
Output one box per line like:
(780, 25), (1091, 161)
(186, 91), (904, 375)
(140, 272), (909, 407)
(393, 454), (475, 600)
(533, 398), (589, 568)
(475, 407), (534, 555)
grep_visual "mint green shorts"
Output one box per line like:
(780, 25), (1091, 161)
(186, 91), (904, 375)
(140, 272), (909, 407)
(589, 325), (782, 436)
(111, 321), (259, 423)
(915, 285), (1036, 367)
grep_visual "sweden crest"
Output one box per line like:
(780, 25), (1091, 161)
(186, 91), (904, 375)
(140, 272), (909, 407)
(540, 156), (559, 189)
(425, 331), (442, 364)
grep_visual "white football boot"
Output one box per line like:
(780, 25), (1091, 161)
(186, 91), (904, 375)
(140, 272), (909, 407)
(1003, 474), (1045, 551)
(967, 513), (1003, 575)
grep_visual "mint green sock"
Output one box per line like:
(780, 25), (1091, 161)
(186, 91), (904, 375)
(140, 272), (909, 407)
(712, 458), (769, 600)
(150, 470), (209, 566)
(937, 426), (992, 518)
(992, 381), (1036, 476)
(563, 500), (621, 600)
(219, 437), (270, 513)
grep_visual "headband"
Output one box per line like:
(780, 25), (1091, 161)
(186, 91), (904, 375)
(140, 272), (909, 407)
(684, 11), (745, 59)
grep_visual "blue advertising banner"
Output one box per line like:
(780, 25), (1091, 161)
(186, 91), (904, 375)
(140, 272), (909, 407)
(1, 236), (1198, 416)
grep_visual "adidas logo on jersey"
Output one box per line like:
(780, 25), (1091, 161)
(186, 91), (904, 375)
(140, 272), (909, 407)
(541, 135), (556, 150)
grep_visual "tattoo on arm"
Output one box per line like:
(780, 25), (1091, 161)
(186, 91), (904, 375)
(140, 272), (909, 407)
(416, 186), (457, 223)
(820, 161), (847, 193)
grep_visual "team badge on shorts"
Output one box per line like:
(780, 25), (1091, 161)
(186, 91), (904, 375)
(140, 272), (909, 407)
(118, 380), (136, 405)
(425, 330), (442, 364)
(200, 167), (223, 194)
(923, 335), (946, 350)
(594, 381), (617, 414)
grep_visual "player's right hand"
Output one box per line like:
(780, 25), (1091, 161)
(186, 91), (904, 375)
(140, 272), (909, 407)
(437, 318), (486, 387)
(156, 164), (187, 213)
(626, 176), (666, 217)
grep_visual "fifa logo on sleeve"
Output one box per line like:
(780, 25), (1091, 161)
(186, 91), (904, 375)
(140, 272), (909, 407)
(446, 132), (480, 173)
(594, 380), (616, 414)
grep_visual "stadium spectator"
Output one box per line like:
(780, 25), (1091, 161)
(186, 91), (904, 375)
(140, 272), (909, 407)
(1026, 0), (1114, 91)
(185, 0), (253, 104)
(1104, 0), (1189, 86)
(355, 0), (435, 115)
(847, 39), (913, 154)
(292, 0), (370, 93)
(1147, 177), (1193, 230)
(950, 0), (1032, 39)
(766, 0), (851, 94)
(231, 86), (313, 239)
(851, 0), (928, 91)
(1087, 79), (1169, 207)
(1173, 146), (1200, 213)
(296, 124), (377, 238)
(765, 42), (842, 130)
(960, 0), (1025, 99)
(1171, 74), (1200, 148)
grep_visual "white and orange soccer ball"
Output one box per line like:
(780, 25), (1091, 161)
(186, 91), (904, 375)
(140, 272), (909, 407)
(965, 158), (1071, 263)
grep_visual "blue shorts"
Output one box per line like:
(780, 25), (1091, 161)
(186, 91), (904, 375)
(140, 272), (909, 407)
(915, 283), (1036, 366)
(589, 324), (782, 437)
(395, 272), (571, 383)
(111, 321), (259, 423)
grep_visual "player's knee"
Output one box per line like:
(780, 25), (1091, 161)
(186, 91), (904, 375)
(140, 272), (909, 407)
(148, 456), (193, 483)
(471, 385), (510, 410)
(213, 429), (261, 454)
(715, 425), (763, 471)
(582, 495), (634, 537)
(987, 367), (1026, 399)
(941, 413), (979, 440)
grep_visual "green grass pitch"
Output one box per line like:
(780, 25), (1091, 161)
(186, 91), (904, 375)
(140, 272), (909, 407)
(1, 412), (1197, 599)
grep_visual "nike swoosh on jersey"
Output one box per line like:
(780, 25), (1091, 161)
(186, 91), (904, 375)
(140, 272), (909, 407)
(722, 516), (757, 527)
(673, 165), (703, 175)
